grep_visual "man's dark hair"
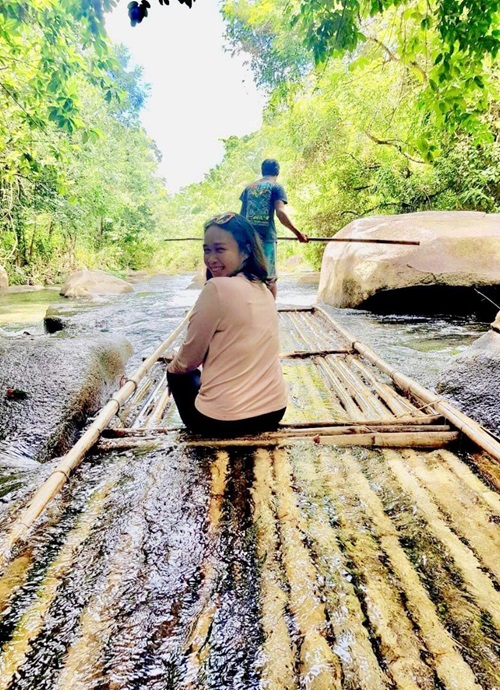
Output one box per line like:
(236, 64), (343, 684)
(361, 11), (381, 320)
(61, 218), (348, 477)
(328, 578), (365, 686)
(261, 159), (280, 176)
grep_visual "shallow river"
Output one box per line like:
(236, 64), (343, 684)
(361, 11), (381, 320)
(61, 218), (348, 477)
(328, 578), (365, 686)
(0, 272), (490, 390)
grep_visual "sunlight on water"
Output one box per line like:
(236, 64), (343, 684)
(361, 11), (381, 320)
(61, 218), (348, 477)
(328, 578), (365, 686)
(0, 273), (498, 689)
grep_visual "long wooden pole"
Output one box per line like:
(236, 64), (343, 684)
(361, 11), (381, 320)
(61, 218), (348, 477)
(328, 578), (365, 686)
(0, 309), (192, 563)
(314, 306), (500, 462)
(163, 237), (421, 245)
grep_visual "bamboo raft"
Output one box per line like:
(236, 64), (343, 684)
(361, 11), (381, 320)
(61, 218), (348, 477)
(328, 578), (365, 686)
(0, 306), (499, 689)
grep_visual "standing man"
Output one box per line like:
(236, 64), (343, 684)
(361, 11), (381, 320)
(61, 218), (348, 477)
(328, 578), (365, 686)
(240, 159), (308, 297)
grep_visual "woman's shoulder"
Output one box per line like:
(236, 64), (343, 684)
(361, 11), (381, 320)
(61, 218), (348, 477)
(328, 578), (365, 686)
(209, 275), (269, 298)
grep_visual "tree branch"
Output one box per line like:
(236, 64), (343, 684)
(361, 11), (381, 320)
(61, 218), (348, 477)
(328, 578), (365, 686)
(364, 131), (426, 164)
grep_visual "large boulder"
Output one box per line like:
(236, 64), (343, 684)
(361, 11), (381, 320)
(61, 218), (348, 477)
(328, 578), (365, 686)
(61, 269), (134, 298)
(0, 265), (8, 289)
(0, 334), (133, 463)
(317, 211), (500, 314)
(436, 311), (500, 434)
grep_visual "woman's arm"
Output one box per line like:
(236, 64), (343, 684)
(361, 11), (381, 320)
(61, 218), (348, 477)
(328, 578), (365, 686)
(167, 282), (221, 375)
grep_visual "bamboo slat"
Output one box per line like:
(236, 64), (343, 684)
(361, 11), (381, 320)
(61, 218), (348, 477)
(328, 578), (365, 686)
(326, 356), (388, 418)
(316, 359), (366, 420)
(185, 431), (458, 448)
(0, 310), (192, 564)
(288, 312), (318, 350)
(144, 384), (172, 428)
(251, 449), (298, 690)
(184, 451), (229, 685)
(401, 449), (500, 575)
(301, 311), (348, 351)
(386, 450), (500, 617)
(131, 371), (167, 428)
(314, 306), (500, 462)
(273, 449), (343, 689)
(0, 480), (113, 689)
(336, 450), (483, 690)
(349, 357), (422, 417)
(316, 448), (436, 689)
(436, 449), (500, 514)
(289, 449), (392, 689)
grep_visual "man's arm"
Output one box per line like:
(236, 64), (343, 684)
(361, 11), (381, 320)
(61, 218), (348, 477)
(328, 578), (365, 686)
(274, 200), (308, 243)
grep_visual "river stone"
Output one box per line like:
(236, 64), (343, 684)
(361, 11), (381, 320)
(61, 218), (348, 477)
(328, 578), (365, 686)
(492, 311), (500, 334)
(436, 314), (500, 434)
(0, 265), (8, 289)
(317, 211), (500, 312)
(0, 334), (133, 463)
(61, 269), (134, 298)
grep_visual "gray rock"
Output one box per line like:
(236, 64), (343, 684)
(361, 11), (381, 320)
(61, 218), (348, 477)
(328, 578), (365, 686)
(0, 334), (133, 463)
(317, 211), (500, 315)
(60, 269), (134, 298)
(436, 316), (500, 434)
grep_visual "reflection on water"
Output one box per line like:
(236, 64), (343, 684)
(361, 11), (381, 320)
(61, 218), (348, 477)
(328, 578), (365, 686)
(0, 288), (65, 330)
(0, 274), (498, 688)
(0, 443), (499, 689)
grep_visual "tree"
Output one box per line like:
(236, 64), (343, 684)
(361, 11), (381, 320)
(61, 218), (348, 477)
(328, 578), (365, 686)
(223, 0), (500, 155)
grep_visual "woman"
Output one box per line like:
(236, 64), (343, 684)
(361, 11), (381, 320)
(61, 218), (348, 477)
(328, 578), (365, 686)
(166, 212), (287, 437)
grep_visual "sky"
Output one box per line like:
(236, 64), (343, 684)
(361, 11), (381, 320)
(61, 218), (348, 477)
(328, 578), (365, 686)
(105, 1), (266, 193)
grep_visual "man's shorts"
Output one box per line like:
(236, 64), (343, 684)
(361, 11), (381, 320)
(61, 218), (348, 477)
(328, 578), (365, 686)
(262, 241), (277, 280)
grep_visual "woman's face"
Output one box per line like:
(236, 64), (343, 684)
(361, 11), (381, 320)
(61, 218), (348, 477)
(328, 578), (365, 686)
(203, 225), (247, 277)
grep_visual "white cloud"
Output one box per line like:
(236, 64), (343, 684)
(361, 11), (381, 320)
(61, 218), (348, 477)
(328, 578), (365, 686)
(105, 1), (265, 192)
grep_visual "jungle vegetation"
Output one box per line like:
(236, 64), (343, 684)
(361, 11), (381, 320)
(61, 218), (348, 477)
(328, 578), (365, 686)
(1, 0), (500, 282)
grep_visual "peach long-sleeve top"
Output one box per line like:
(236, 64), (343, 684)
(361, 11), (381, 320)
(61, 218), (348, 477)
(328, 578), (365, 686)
(167, 275), (288, 421)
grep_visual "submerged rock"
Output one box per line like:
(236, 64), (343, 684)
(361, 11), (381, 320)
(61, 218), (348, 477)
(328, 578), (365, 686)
(436, 311), (500, 434)
(0, 334), (133, 463)
(61, 269), (134, 298)
(317, 211), (500, 316)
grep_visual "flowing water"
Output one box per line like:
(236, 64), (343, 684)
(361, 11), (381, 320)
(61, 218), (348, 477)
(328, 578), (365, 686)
(0, 274), (498, 690)
(0, 273), (490, 384)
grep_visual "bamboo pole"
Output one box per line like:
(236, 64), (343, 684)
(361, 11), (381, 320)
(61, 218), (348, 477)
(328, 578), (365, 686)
(0, 309), (192, 563)
(185, 431), (458, 448)
(280, 348), (354, 358)
(397, 449), (500, 585)
(163, 237), (421, 245)
(0, 480), (114, 690)
(251, 449), (298, 690)
(101, 415), (444, 436)
(336, 450), (483, 689)
(314, 306), (500, 462)
(184, 451), (229, 686)
(272, 448), (343, 689)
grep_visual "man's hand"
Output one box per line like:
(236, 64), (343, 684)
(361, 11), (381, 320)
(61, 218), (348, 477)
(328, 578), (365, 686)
(295, 231), (309, 243)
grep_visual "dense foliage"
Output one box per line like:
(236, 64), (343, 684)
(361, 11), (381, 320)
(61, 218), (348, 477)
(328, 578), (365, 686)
(0, 0), (170, 284)
(159, 0), (500, 273)
(2, 1), (500, 282)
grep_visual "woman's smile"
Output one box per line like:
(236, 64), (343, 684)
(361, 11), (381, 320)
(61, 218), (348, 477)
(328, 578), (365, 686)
(203, 225), (247, 277)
